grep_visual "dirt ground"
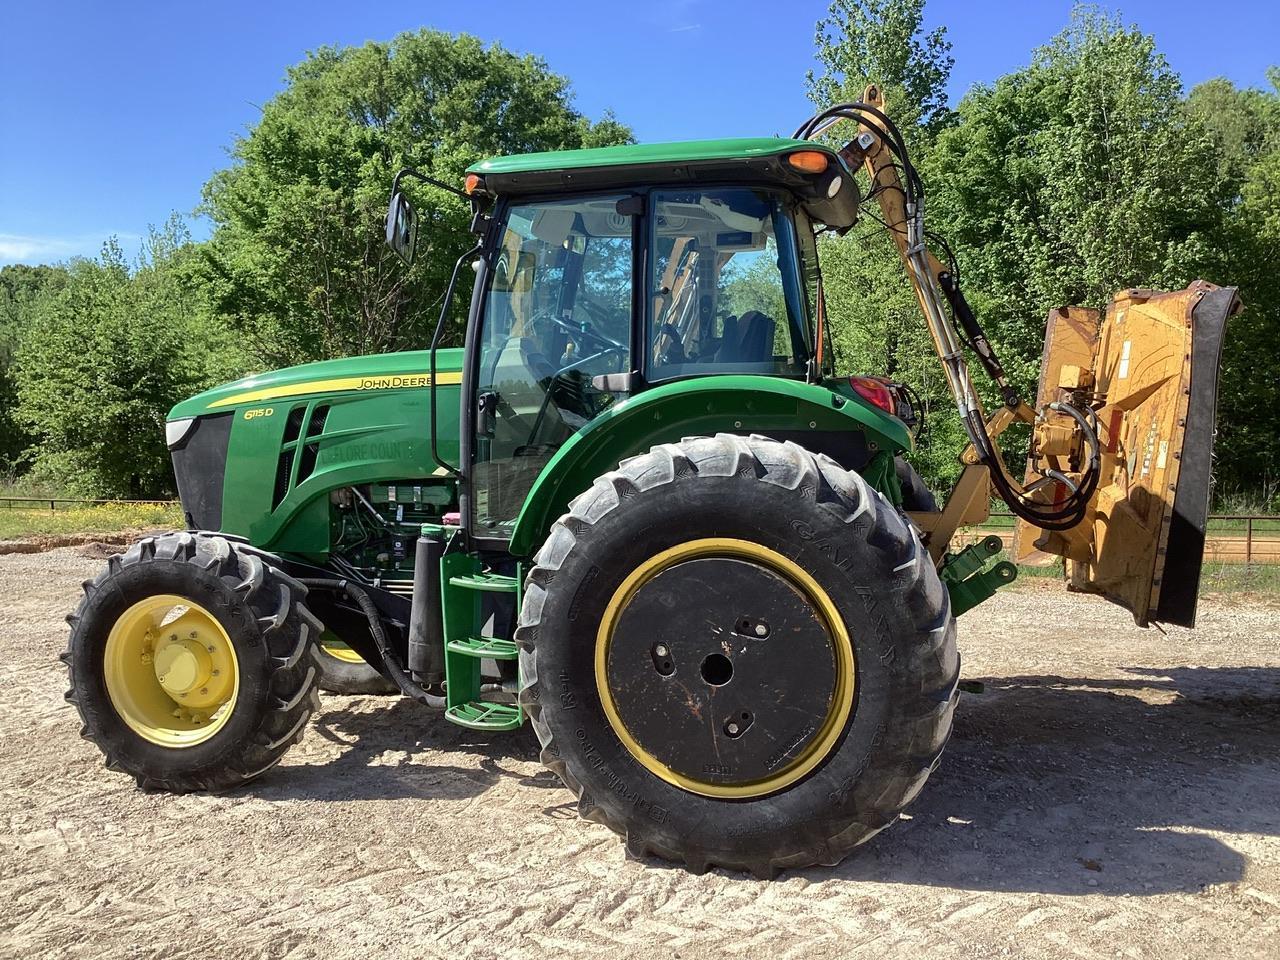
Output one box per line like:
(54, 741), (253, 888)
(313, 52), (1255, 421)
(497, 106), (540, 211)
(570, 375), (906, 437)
(2, 548), (1278, 960)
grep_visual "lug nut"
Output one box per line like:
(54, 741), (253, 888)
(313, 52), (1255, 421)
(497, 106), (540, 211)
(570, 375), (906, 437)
(190, 631), (198, 639)
(727, 722), (740, 735)
(141, 653), (153, 663)
(754, 623), (768, 637)
(655, 644), (669, 658)
(199, 688), (208, 695)
(211, 669), (220, 676)
(206, 645), (215, 653)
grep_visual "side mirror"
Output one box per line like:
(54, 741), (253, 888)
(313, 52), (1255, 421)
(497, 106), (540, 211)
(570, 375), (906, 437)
(385, 191), (418, 264)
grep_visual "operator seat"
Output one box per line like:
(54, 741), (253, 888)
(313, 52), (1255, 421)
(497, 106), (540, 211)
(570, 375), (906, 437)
(723, 310), (775, 364)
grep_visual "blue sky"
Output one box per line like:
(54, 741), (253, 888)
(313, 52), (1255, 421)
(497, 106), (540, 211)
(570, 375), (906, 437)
(1, 0), (1276, 266)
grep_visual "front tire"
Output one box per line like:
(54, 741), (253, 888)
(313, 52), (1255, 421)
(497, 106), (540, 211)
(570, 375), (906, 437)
(517, 434), (958, 876)
(62, 532), (324, 792)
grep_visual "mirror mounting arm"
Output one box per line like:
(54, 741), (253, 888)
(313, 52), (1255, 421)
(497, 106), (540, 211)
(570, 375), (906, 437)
(390, 167), (471, 202)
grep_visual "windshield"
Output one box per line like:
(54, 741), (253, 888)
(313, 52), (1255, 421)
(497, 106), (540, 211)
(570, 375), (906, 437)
(649, 187), (812, 381)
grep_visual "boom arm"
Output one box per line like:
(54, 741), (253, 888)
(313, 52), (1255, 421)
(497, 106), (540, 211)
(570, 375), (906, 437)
(796, 85), (1103, 541)
(796, 86), (1239, 627)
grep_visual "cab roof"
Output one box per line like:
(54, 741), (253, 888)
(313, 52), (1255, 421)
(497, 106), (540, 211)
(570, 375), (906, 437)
(465, 137), (848, 199)
(469, 137), (832, 176)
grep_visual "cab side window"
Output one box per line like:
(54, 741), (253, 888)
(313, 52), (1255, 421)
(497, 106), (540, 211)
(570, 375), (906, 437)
(649, 188), (811, 381)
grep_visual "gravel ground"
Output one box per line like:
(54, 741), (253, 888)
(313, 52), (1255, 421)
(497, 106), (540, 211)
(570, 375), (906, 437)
(2, 546), (1278, 960)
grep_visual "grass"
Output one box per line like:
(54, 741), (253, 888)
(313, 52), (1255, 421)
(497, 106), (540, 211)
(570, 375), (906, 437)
(0, 501), (182, 540)
(1199, 562), (1280, 596)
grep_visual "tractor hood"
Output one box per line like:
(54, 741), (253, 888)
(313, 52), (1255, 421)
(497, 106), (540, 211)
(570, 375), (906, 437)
(168, 349), (465, 421)
(165, 348), (466, 547)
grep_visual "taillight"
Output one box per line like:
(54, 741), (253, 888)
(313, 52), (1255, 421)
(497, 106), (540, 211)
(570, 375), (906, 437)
(848, 376), (896, 415)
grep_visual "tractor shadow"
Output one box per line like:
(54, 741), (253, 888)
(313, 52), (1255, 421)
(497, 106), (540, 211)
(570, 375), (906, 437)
(251, 696), (560, 803)
(812, 664), (1280, 896)
(247, 666), (1280, 898)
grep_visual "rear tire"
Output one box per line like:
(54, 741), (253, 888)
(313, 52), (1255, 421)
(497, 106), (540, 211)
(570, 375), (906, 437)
(896, 456), (938, 512)
(62, 532), (324, 792)
(517, 434), (958, 876)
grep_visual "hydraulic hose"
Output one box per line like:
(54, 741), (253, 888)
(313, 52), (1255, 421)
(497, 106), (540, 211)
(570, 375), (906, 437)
(937, 271), (1020, 409)
(300, 578), (447, 708)
(795, 98), (1104, 531)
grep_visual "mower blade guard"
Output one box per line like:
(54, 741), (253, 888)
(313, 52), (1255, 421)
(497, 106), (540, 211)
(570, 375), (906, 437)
(1015, 282), (1240, 627)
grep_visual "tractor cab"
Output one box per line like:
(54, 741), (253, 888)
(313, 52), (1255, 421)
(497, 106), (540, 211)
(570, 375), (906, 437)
(387, 139), (872, 544)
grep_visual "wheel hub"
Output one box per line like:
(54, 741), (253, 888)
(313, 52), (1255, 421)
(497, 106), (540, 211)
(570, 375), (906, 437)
(154, 637), (213, 695)
(103, 595), (239, 747)
(596, 539), (855, 799)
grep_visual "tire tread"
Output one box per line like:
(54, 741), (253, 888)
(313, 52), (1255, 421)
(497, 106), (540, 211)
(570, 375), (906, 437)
(517, 433), (957, 876)
(62, 532), (322, 793)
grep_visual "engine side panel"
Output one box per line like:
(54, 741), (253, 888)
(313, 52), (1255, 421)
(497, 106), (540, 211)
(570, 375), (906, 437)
(169, 349), (465, 555)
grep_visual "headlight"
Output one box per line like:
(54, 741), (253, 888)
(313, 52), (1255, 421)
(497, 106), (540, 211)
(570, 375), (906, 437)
(165, 418), (196, 450)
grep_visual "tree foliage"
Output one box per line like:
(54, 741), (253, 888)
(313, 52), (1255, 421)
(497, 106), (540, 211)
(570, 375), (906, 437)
(13, 219), (240, 497)
(807, 0), (967, 488)
(4, 19), (1277, 506)
(1185, 69), (1280, 498)
(812, 3), (1279, 499)
(928, 10), (1222, 394)
(201, 29), (632, 367)
(809, 0), (954, 132)
(0, 264), (68, 474)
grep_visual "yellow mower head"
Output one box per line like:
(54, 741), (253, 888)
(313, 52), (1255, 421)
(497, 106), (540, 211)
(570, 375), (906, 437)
(1017, 282), (1240, 626)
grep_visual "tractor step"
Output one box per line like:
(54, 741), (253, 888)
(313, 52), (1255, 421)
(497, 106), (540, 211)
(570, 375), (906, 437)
(447, 572), (519, 593)
(440, 553), (525, 733)
(444, 700), (523, 731)
(445, 635), (518, 660)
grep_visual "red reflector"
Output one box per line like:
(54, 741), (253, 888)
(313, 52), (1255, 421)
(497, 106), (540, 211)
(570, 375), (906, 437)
(848, 376), (896, 415)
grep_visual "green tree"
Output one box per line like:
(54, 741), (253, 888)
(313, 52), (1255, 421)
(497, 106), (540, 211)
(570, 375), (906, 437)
(931, 10), (1220, 374)
(809, 0), (954, 132)
(927, 9), (1255, 493)
(202, 29), (632, 367)
(14, 219), (240, 498)
(0, 264), (69, 475)
(1188, 70), (1280, 499)
(807, 0), (965, 489)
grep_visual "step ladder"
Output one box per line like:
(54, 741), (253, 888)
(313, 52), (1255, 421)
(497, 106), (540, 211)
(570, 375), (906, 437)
(439, 552), (524, 731)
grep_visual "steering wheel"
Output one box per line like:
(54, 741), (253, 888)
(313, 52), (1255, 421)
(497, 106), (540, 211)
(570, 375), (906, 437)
(537, 310), (626, 354)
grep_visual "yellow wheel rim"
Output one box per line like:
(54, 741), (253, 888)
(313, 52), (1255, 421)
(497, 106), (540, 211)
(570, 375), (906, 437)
(103, 595), (239, 748)
(595, 537), (855, 799)
(320, 638), (366, 665)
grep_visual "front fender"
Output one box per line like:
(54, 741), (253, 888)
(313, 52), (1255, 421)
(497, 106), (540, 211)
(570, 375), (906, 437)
(507, 375), (911, 557)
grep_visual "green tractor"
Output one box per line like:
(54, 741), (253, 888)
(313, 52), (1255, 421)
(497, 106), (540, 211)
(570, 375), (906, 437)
(63, 89), (1235, 875)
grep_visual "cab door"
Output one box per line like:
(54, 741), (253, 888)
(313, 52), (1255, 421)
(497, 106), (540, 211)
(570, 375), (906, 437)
(469, 194), (635, 541)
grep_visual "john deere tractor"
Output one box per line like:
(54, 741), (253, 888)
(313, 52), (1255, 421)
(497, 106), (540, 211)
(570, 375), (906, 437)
(62, 87), (1236, 875)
